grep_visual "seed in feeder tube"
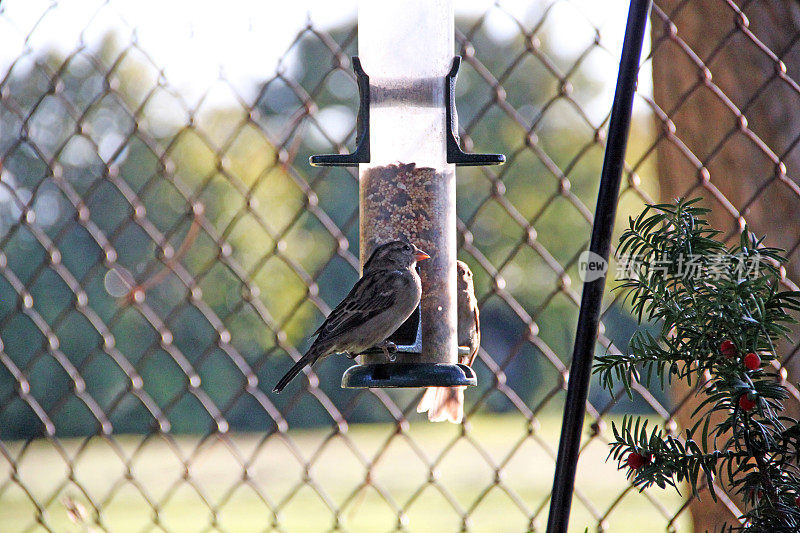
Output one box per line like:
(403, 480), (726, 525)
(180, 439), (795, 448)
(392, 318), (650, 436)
(360, 163), (456, 364)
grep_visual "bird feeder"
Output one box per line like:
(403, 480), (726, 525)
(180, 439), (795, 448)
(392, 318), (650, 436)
(310, 0), (503, 388)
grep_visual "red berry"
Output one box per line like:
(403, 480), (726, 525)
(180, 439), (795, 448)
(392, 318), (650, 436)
(739, 393), (757, 411)
(744, 352), (761, 371)
(720, 340), (737, 358)
(795, 495), (800, 507)
(626, 452), (650, 470)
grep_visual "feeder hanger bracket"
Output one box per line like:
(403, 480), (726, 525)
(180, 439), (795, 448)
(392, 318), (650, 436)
(309, 56), (505, 167)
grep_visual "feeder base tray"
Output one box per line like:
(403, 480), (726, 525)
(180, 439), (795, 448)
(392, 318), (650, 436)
(341, 363), (477, 388)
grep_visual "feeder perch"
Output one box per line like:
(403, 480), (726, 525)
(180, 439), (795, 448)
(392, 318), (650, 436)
(310, 0), (503, 388)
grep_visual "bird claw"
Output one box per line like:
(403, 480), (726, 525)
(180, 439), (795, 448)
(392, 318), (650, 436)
(379, 341), (397, 362)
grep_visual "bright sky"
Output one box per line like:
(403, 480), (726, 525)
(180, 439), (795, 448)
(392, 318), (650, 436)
(0, 0), (651, 121)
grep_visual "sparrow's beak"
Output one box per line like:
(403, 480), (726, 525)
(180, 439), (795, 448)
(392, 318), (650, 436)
(414, 249), (430, 261)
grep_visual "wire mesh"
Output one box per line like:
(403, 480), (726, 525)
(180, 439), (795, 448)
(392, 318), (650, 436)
(1, 1), (799, 531)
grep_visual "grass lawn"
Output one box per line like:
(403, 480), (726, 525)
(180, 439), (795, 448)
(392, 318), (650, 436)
(0, 413), (691, 532)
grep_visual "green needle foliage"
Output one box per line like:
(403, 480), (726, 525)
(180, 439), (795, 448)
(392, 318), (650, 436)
(594, 198), (800, 532)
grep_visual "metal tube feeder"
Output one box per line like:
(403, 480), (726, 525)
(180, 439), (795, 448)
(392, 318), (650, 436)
(310, 0), (503, 388)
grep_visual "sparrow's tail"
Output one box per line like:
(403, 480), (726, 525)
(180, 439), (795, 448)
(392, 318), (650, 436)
(273, 346), (324, 393)
(416, 386), (465, 423)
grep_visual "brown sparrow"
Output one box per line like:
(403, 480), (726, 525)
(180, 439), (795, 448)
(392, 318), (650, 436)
(273, 240), (430, 393)
(417, 260), (480, 423)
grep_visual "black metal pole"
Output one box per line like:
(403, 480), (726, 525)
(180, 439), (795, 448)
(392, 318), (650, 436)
(545, 1), (652, 532)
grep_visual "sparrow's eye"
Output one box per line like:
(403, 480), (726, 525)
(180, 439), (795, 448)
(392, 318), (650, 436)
(403, 244), (411, 251)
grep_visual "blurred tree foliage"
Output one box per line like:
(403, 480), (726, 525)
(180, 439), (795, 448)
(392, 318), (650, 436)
(0, 15), (654, 438)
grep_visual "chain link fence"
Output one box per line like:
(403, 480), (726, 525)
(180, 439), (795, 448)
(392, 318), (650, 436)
(1, 0), (799, 531)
